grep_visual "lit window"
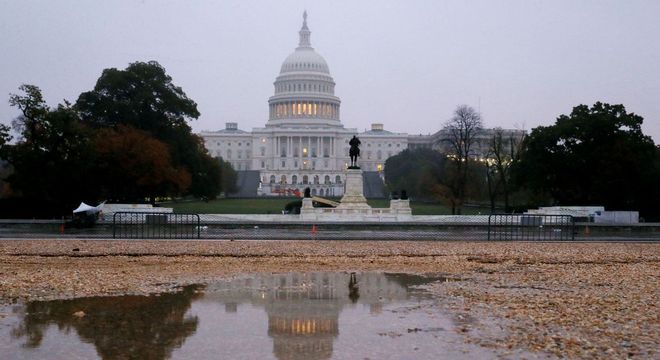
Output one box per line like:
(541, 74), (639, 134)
(377, 164), (383, 172)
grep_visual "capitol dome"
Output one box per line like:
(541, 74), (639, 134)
(268, 12), (341, 127)
(280, 49), (330, 74)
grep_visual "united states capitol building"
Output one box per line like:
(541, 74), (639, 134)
(200, 13), (522, 197)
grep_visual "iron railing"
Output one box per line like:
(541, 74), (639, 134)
(112, 212), (201, 239)
(487, 214), (575, 241)
(6, 213), (658, 241)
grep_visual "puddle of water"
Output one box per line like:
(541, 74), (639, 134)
(0, 272), (495, 359)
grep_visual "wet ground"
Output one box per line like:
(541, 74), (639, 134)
(0, 272), (517, 360)
(1, 240), (657, 358)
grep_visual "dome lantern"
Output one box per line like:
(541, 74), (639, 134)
(298, 10), (311, 49)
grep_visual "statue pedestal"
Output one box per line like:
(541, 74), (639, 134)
(300, 167), (411, 221)
(336, 168), (370, 209)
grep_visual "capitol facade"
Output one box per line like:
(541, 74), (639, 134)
(200, 12), (522, 197)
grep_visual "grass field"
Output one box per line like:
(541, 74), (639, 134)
(162, 198), (490, 215)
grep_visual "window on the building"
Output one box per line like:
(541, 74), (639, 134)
(261, 161), (265, 168)
(292, 175), (298, 184)
(270, 175), (275, 183)
(335, 175), (341, 184)
(324, 175), (330, 185)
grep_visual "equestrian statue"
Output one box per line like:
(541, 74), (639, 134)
(348, 135), (361, 169)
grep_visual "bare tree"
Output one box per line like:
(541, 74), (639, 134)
(485, 128), (525, 212)
(442, 105), (483, 214)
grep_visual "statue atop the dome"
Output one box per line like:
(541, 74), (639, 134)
(348, 135), (361, 169)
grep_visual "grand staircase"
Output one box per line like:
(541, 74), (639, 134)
(228, 171), (260, 198)
(362, 171), (386, 198)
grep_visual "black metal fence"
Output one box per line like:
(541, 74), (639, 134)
(5, 213), (658, 240)
(487, 214), (575, 241)
(112, 212), (201, 239)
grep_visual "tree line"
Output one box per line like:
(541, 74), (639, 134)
(385, 103), (660, 220)
(0, 61), (236, 218)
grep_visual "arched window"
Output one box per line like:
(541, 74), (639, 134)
(312, 188), (317, 196)
(292, 175), (298, 184)
(270, 175), (276, 184)
(314, 175), (320, 184)
(335, 175), (341, 184)
(280, 175), (287, 184)
(303, 175), (309, 184)
(324, 175), (330, 184)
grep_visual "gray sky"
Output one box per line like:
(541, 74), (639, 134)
(1, 0), (659, 141)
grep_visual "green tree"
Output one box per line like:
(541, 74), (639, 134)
(75, 61), (223, 198)
(513, 102), (659, 218)
(0, 123), (11, 157)
(384, 148), (446, 200)
(217, 157), (238, 195)
(8, 84), (49, 144)
(5, 86), (97, 214)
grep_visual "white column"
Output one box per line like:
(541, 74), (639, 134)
(288, 137), (292, 158)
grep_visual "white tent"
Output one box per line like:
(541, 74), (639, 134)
(72, 201), (105, 214)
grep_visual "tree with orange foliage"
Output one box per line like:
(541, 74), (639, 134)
(95, 126), (191, 204)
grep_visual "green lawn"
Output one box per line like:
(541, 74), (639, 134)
(162, 198), (490, 215)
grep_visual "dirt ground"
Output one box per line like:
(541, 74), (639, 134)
(0, 240), (657, 359)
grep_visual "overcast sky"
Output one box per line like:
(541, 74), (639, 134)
(1, 0), (659, 141)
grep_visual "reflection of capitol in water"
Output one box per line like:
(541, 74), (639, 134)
(203, 272), (414, 360)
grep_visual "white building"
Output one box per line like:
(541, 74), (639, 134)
(200, 12), (523, 197)
(201, 12), (409, 197)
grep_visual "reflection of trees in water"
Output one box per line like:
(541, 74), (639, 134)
(11, 285), (202, 360)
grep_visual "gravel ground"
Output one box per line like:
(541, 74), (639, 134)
(0, 239), (657, 359)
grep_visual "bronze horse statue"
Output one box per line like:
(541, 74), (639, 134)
(349, 135), (361, 168)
